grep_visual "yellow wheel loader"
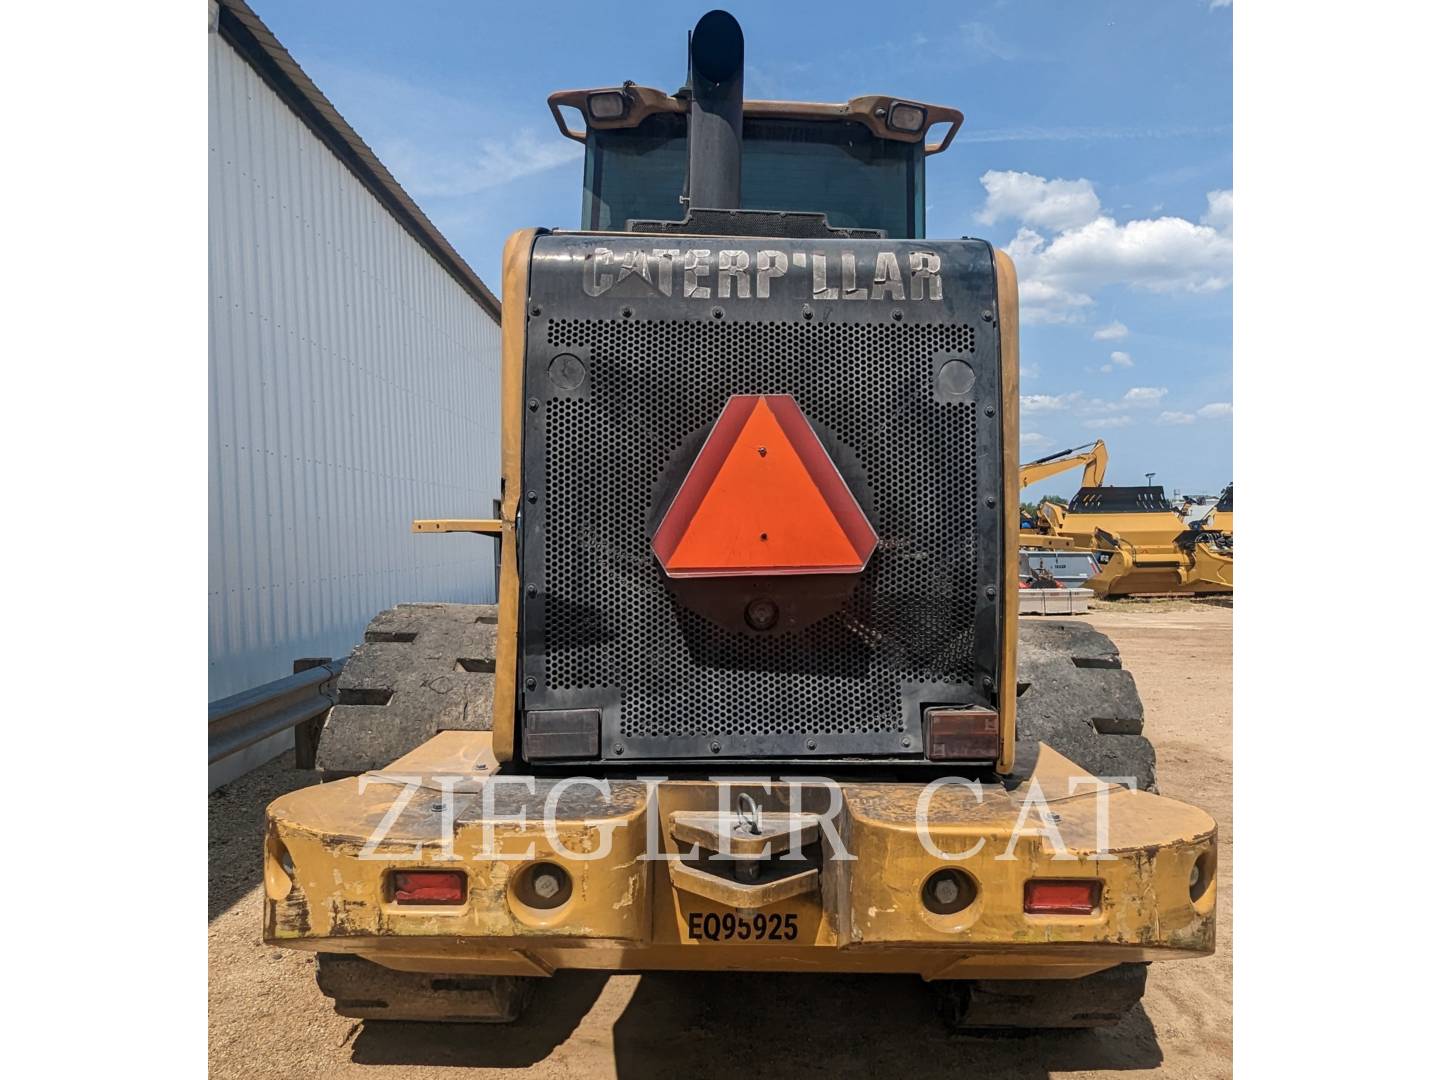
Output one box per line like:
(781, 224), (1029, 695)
(264, 11), (1217, 1031)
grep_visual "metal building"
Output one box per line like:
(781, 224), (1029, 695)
(209, 0), (502, 787)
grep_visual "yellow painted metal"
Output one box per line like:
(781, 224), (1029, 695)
(491, 229), (541, 763)
(1084, 531), (1233, 598)
(995, 249), (1020, 774)
(1018, 439), (1108, 491)
(1034, 502), (1233, 598)
(411, 519), (503, 535)
(1205, 508), (1234, 536)
(265, 732), (1217, 979)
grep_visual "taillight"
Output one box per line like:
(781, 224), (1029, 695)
(925, 706), (1000, 761)
(1024, 879), (1100, 915)
(392, 869), (466, 905)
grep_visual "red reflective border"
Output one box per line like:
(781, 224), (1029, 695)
(651, 394), (878, 577)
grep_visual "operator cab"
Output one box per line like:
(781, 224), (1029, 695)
(547, 87), (963, 238)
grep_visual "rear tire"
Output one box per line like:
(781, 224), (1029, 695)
(315, 954), (536, 1024)
(935, 963), (1148, 1030)
(315, 603), (499, 774)
(1015, 620), (1156, 793)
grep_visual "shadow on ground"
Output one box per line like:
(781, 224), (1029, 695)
(209, 751), (317, 922)
(348, 970), (1161, 1077)
(351, 972), (610, 1069)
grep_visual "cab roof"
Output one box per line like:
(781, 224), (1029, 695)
(548, 85), (964, 157)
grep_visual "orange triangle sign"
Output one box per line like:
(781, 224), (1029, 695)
(652, 395), (878, 578)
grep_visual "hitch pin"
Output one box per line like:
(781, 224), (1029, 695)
(736, 793), (762, 836)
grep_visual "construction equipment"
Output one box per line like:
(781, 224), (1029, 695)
(1017, 440), (1105, 551)
(1019, 439), (1108, 491)
(1198, 483), (1234, 536)
(1038, 487), (1232, 597)
(264, 11), (1216, 1032)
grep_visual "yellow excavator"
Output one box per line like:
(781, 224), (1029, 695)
(1018, 443), (1232, 597)
(1018, 440), (1107, 553)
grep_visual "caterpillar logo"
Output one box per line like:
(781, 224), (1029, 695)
(582, 247), (944, 301)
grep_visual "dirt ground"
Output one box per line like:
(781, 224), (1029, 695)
(209, 601), (1232, 1079)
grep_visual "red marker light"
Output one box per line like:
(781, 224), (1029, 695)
(1024, 879), (1100, 915)
(925, 706), (1001, 761)
(392, 870), (467, 905)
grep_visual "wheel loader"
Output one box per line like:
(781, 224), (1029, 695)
(263, 11), (1217, 1032)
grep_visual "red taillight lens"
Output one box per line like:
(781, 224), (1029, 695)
(392, 870), (466, 905)
(1024, 879), (1100, 915)
(925, 706), (1001, 761)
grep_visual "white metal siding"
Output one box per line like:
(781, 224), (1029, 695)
(209, 32), (501, 785)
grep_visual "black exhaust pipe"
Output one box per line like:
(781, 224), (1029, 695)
(686, 10), (744, 211)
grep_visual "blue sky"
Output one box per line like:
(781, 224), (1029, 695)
(253, 0), (1232, 497)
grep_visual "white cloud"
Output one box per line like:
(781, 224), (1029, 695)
(996, 175), (1233, 322)
(1020, 432), (1052, 449)
(1210, 0), (1232, 9)
(1198, 401), (1233, 419)
(1203, 189), (1233, 232)
(1123, 386), (1168, 405)
(1158, 411), (1197, 425)
(977, 170), (1102, 231)
(1021, 392), (1081, 413)
(1110, 351), (1134, 368)
(1017, 276), (1094, 323)
(1087, 416), (1133, 429)
(1093, 321), (1129, 341)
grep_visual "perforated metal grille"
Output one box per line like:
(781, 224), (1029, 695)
(539, 315), (981, 746)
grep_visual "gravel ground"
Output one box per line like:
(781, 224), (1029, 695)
(209, 601), (1232, 1079)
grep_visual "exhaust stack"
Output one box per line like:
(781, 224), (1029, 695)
(686, 10), (744, 211)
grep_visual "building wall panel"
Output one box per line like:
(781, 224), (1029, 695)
(209, 32), (501, 785)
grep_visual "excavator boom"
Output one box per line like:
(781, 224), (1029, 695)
(1019, 439), (1107, 491)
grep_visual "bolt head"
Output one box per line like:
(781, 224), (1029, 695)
(933, 877), (960, 905)
(532, 868), (562, 899)
(745, 597), (779, 631)
(710, 741), (721, 753)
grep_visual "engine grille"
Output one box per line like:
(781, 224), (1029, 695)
(521, 235), (1003, 761)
